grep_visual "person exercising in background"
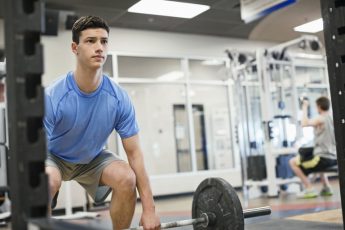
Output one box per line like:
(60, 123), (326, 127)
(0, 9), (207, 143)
(44, 16), (161, 230)
(289, 96), (337, 198)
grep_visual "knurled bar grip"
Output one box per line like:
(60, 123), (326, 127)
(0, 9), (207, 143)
(125, 206), (271, 230)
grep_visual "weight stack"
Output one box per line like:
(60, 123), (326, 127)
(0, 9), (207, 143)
(275, 154), (295, 179)
(247, 155), (267, 181)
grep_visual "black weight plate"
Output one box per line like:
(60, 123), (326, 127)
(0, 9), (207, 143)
(192, 178), (244, 230)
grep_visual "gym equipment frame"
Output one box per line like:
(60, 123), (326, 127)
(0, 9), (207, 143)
(321, 0), (345, 226)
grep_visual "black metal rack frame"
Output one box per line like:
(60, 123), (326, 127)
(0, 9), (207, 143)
(321, 0), (345, 226)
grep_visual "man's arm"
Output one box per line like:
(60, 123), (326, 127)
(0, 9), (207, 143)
(301, 100), (323, 127)
(122, 134), (160, 229)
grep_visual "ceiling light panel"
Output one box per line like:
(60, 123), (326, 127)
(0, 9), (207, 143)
(294, 18), (323, 33)
(128, 0), (210, 19)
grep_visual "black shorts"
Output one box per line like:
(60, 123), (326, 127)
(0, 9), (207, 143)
(300, 157), (337, 175)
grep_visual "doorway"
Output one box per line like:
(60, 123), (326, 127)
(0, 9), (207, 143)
(173, 104), (208, 172)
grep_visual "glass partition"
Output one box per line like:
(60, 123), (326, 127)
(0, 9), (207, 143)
(119, 83), (191, 175)
(189, 84), (234, 170)
(189, 59), (228, 81)
(118, 56), (184, 80)
(295, 66), (327, 85)
(115, 55), (238, 176)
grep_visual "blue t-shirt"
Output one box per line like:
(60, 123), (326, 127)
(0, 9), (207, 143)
(44, 72), (139, 164)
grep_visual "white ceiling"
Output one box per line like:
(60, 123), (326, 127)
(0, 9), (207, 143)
(250, 0), (323, 43)
(0, 0), (324, 43)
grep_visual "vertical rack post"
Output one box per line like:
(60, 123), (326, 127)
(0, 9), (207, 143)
(4, 0), (49, 229)
(320, 0), (345, 225)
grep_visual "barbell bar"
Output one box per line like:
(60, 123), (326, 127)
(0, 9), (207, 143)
(126, 206), (271, 230)
(126, 177), (272, 230)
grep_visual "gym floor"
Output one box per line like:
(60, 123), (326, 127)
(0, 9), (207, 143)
(60, 178), (342, 229)
(0, 178), (342, 229)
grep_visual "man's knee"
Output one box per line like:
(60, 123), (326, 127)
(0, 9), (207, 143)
(50, 178), (62, 194)
(103, 162), (137, 191)
(118, 168), (136, 191)
(46, 167), (62, 194)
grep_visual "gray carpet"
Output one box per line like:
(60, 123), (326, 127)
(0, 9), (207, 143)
(2, 218), (342, 230)
(246, 219), (343, 230)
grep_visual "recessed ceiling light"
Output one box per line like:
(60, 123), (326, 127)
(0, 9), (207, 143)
(128, 0), (210, 19)
(294, 18), (323, 33)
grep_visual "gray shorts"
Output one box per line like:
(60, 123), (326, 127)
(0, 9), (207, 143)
(46, 149), (123, 203)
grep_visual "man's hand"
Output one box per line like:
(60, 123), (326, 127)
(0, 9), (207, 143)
(139, 210), (161, 230)
(302, 99), (309, 108)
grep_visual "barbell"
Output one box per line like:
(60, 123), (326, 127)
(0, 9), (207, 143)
(126, 177), (271, 230)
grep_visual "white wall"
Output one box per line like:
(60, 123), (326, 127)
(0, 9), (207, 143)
(40, 26), (274, 85)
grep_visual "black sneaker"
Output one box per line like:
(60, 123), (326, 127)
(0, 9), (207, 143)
(51, 191), (59, 209)
(94, 186), (112, 205)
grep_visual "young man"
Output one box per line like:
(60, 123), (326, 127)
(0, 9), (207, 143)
(44, 16), (161, 230)
(289, 96), (337, 198)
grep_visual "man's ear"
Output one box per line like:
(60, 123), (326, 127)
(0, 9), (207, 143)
(71, 42), (78, 55)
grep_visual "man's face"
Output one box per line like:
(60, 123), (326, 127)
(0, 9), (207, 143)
(72, 28), (108, 70)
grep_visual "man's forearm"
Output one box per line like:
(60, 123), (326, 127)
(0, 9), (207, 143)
(127, 151), (156, 212)
(301, 106), (309, 126)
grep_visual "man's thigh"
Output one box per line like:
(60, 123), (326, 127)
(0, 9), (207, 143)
(300, 157), (336, 175)
(45, 153), (71, 181)
(73, 150), (123, 200)
(100, 160), (134, 187)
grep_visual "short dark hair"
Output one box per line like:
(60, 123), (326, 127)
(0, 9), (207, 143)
(316, 96), (330, 111)
(72, 16), (109, 44)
